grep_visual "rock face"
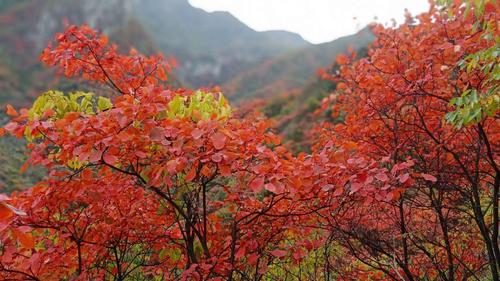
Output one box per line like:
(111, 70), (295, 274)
(0, 0), (134, 105)
(2, 0), (131, 57)
(29, 0), (132, 51)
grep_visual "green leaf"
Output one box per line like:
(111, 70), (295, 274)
(97, 96), (113, 111)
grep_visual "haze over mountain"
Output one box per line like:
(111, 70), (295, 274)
(134, 0), (310, 87)
(0, 0), (375, 105)
(0, 0), (310, 106)
(222, 27), (374, 100)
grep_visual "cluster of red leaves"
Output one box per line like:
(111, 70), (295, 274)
(1, 1), (499, 280)
(40, 25), (170, 95)
(312, 1), (499, 280)
(0, 25), (313, 280)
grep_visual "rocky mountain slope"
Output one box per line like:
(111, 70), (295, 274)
(0, 0), (309, 106)
(134, 0), (309, 87)
(0, 0), (133, 105)
(222, 27), (374, 101)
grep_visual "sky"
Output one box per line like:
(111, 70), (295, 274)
(188, 0), (430, 44)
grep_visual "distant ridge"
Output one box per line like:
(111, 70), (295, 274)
(0, 0), (309, 105)
(132, 0), (310, 87)
(222, 27), (375, 101)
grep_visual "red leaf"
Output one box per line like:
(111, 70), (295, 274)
(185, 166), (196, 182)
(211, 153), (223, 163)
(264, 182), (284, 194)
(247, 253), (259, 265)
(103, 153), (118, 165)
(350, 182), (362, 193)
(0, 128), (5, 137)
(0, 203), (13, 221)
(211, 132), (227, 150)
(6, 104), (18, 117)
(191, 128), (204, 140)
(135, 150), (147, 159)
(270, 249), (287, 258)
(333, 187), (344, 197)
(386, 189), (403, 201)
(12, 229), (35, 249)
(322, 184), (334, 191)
(150, 126), (164, 141)
(375, 173), (388, 182)
(398, 173), (410, 183)
(43, 108), (56, 119)
(89, 150), (102, 162)
(249, 177), (264, 192)
(235, 247), (246, 259)
(421, 173), (437, 182)
(0, 202), (26, 220)
(4, 122), (18, 133)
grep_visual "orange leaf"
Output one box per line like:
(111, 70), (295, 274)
(336, 54), (348, 65)
(19, 161), (29, 174)
(6, 104), (18, 117)
(337, 82), (347, 90)
(0, 203), (14, 221)
(219, 165), (231, 177)
(185, 166), (197, 182)
(12, 229), (35, 249)
(201, 165), (212, 177)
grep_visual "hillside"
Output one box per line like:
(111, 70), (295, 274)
(222, 27), (374, 101)
(134, 0), (309, 87)
(258, 46), (370, 153)
(0, 0), (135, 106)
(0, 0), (309, 106)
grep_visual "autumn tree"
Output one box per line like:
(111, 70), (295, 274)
(0, 1), (498, 281)
(0, 25), (311, 280)
(313, 0), (499, 280)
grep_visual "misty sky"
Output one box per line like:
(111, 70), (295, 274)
(188, 0), (430, 44)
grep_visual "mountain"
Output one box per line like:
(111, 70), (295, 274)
(131, 0), (309, 87)
(0, 0), (309, 106)
(0, 0), (134, 106)
(222, 27), (375, 101)
(256, 44), (372, 153)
